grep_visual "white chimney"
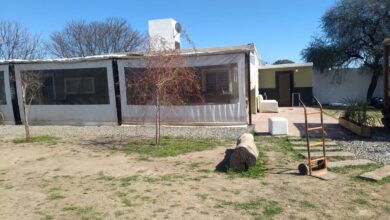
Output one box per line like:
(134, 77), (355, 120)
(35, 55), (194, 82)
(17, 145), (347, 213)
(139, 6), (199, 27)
(148, 18), (181, 50)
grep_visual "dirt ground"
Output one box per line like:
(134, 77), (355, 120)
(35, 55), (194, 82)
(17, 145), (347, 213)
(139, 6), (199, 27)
(1, 134), (390, 220)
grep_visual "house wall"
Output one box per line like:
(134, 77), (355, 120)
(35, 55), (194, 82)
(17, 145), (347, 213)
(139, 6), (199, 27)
(250, 51), (260, 114)
(258, 66), (313, 105)
(118, 53), (247, 125)
(0, 64), (15, 124)
(14, 60), (117, 125)
(313, 68), (384, 104)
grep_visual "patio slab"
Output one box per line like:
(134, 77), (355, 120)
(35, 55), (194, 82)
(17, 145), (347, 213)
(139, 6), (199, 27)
(290, 141), (338, 146)
(300, 151), (355, 159)
(328, 159), (376, 169)
(293, 146), (341, 151)
(360, 165), (390, 181)
(253, 107), (352, 139)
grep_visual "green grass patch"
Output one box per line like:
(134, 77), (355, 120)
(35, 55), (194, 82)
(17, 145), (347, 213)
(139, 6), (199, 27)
(122, 136), (224, 157)
(13, 135), (59, 145)
(97, 171), (116, 181)
(353, 198), (370, 206)
(263, 201), (283, 217)
(62, 205), (93, 215)
(330, 164), (381, 174)
(48, 192), (65, 200)
(120, 175), (138, 187)
(227, 150), (266, 179)
(299, 200), (316, 209)
(217, 198), (282, 218)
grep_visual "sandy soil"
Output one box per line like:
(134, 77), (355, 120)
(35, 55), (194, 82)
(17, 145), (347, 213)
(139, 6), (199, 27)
(0, 134), (389, 220)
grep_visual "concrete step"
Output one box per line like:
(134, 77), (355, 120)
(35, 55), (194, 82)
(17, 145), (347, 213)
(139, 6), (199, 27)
(300, 151), (355, 159)
(360, 165), (390, 181)
(290, 141), (338, 146)
(293, 146), (342, 151)
(328, 159), (376, 169)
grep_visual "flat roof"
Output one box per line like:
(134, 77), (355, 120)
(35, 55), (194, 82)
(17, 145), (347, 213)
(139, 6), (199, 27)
(258, 62), (313, 70)
(0, 44), (258, 65)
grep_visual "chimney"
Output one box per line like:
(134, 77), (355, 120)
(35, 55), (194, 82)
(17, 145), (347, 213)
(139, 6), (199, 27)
(148, 18), (181, 50)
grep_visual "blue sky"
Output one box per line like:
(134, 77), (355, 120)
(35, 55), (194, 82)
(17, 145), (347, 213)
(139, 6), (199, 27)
(1, 0), (337, 63)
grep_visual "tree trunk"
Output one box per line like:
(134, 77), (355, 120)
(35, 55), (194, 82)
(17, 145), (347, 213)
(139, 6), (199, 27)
(155, 94), (160, 145)
(366, 70), (380, 103)
(22, 89), (31, 142)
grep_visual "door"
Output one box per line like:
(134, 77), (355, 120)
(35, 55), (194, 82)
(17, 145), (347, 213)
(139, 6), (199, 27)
(277, 72), (292, 106)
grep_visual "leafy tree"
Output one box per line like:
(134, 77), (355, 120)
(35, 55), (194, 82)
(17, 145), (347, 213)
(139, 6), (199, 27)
(0, 20), (43, 60)
(47, 17), (144, 58)
(273, 59), (294, 65)
(301, 0), (390, 102)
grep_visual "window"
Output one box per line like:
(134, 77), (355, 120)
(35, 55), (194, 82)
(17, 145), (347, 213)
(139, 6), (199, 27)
(124, 64), (239, 105)
(23, 68), (109, 105)
(0, 71), (6, 104)
(205, 69), (230, 94)
(200, 64), (238, 104)
(65, 77), (95, 95)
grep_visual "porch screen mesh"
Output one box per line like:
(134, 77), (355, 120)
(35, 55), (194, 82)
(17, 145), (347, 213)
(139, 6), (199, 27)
(22, 68), (109, 105)
(0, 71), (6, 104)
(125, 64), (238, 105)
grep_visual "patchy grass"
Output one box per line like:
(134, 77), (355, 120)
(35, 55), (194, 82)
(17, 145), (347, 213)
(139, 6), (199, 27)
(217, 198), (283, 218)
(299, 200), (316, 209)
(122, 136), (225, 157)
(227, 152), (266, 179)
(13, 135), (59, 145)
(330, 164), (382, 174)
(62, 205), (93, 215)
(120, 175), (138, 187)
(353, 198), (371, 206)
(48, 192), (65, 200)
(263, 201), (283, 217)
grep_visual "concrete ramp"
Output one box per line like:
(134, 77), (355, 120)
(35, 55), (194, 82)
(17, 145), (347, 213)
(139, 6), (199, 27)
(360, 165), (390, 181)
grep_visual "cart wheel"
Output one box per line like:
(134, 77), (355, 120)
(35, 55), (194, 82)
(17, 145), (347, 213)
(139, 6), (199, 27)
(298, 163), (309, 175)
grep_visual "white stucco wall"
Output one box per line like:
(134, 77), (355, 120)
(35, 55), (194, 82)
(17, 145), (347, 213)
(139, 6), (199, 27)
(313, 68), (384, 104)
(0, 64), (15, 124)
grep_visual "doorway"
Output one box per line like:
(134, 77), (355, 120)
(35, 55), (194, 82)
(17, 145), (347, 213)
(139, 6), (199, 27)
(276, 71), (293, 106)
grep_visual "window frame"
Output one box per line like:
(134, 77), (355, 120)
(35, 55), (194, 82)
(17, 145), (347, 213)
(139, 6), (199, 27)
(202, 67), (232, 95)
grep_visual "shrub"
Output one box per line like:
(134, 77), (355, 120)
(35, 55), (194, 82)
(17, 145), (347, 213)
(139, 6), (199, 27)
(342, 98), (377, 127)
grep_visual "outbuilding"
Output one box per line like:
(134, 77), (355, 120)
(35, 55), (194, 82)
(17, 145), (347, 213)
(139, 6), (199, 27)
(258, 63), (313, 107)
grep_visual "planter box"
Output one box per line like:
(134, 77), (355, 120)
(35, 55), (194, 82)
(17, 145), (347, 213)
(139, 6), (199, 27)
(339, 117), (371, 137)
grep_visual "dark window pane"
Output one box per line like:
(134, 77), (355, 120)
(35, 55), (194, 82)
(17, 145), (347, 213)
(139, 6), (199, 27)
(0, 71), (6, 104)
(124, 64), (238, 105)
(22, 68), (109, 105)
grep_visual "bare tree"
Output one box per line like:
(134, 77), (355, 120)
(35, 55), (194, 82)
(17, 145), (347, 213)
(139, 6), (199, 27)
(0, 20), (43, 60)
(47, 17), (145, 58)
(127, 38), (203, 144)
(18, 72), (42, 141)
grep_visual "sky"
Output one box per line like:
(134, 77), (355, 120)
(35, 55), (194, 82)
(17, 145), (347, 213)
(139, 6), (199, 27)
(1, 0), (337, 63)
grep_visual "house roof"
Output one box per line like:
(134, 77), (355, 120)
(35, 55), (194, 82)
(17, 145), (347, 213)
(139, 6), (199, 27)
(0, 44), (258, 65)
(258, 62), (313, 70)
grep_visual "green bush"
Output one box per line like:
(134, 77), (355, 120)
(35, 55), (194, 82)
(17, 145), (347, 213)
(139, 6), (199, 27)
(342, 99), (378, 127)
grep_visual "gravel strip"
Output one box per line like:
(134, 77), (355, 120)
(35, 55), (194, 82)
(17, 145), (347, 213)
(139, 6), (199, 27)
(341, 140), (390, 165)
(0, 124), (253, 139)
